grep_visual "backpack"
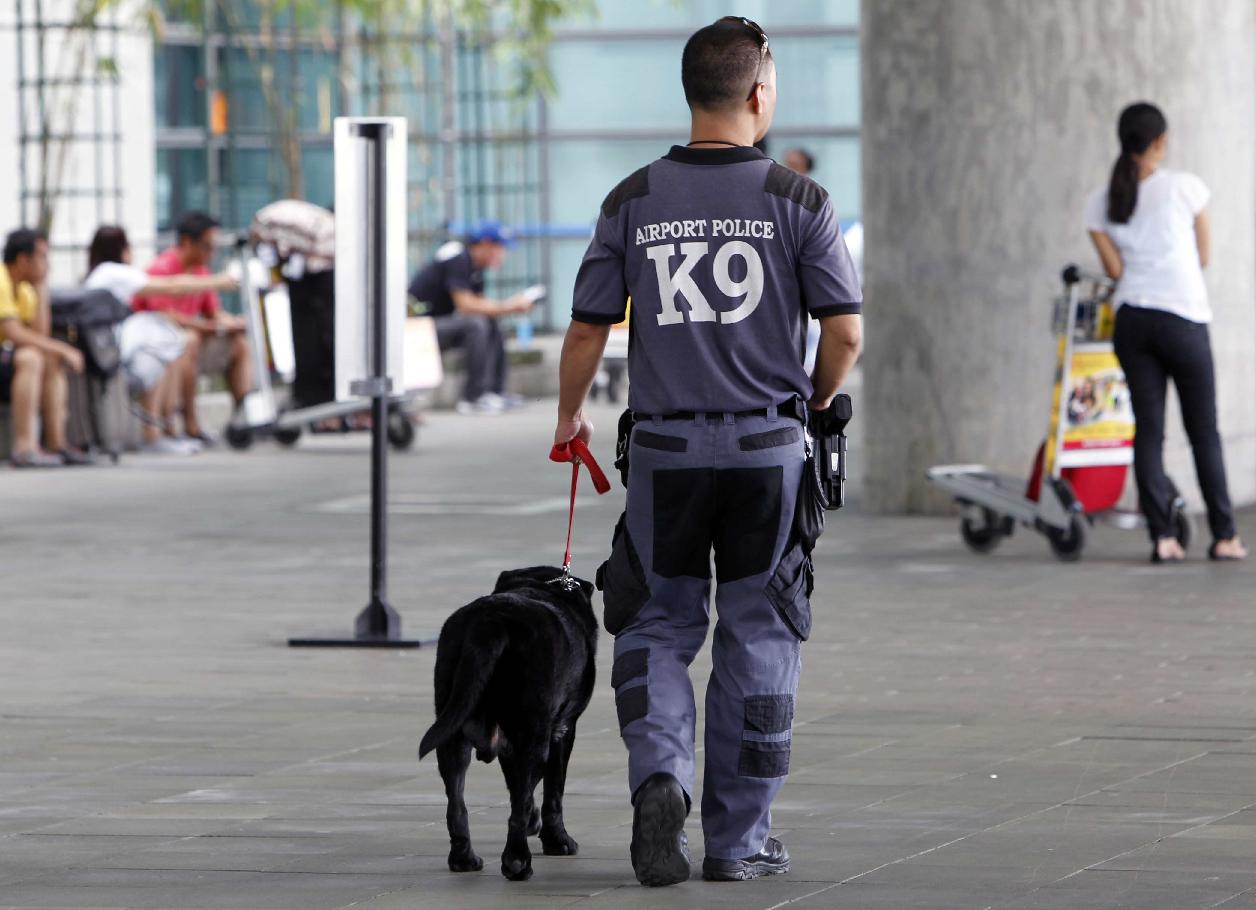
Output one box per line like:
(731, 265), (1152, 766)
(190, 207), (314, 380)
(50, 288), (131, 379)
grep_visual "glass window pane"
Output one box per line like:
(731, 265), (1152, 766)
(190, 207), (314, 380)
(549, 35), (857, 132)
(547, 139), (670, 225)
(218, 48), (278, 132)
(155, 44), (205, 130)
(548, 40), (688, 131)
(220, 148), (279, 228)
(771, 36), (859, 129)
(155, 148), (208, 232)
(562, 0), (857, 29)
(295, 49), (340, 133)
(301, 146), (335, 210)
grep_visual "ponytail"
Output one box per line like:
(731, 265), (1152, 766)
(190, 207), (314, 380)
(1107, 152), (1139, 224)
(1106, 101), (1167, 225)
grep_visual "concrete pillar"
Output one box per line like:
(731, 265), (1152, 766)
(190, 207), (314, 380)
(861, 0), (1256, 516)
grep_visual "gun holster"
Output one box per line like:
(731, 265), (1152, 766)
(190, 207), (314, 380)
(614, 408), (635, 488)
(812, 394), (852, 511)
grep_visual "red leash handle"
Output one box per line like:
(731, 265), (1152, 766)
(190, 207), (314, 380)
(550, 438), (611, 494)
(550, 438), (610, 573)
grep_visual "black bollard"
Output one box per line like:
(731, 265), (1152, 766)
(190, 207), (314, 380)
(290, 121), (424, 649)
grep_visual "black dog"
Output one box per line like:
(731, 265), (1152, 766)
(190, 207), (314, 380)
(418, 566), (597, 881)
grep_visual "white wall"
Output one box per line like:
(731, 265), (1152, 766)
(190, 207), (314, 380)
(0, 0), (156, 282)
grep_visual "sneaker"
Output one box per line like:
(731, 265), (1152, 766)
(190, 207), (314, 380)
(702, 836), (790, 882)
(187, 430), (217, 448)
(10, 450), (65, 469)
(499, 392), (527, 410)
(141, 437), (200, 456)
(455, 394), (506, 416)
(58, 447), (97, 466)
(630, 773), (691, 887)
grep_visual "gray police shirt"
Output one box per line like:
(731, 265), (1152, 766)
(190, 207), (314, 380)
(571, 145), (862, 416)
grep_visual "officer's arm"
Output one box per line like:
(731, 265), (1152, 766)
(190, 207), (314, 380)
(810, 314), (862, 411)
(556, 320), (611, 442)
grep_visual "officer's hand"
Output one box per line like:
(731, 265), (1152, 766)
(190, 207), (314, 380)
(554, 410), (593, 447)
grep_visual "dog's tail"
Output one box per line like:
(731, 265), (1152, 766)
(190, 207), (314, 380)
(418, 631), (507, 760)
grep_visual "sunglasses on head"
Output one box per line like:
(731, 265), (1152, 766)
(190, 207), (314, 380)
(718, 15), (770, 101)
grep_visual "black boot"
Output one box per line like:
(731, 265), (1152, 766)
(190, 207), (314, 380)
(630, 772), (691, 887)
(702, 836), (790, 882)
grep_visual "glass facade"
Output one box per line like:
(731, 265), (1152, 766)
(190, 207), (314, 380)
(543, 11), (860, 309)
(151, 1), (861, 328)
(152, 2), (343, 235)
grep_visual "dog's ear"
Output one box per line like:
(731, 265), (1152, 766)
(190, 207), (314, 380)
(493, 569), (520, 594)
(494, 566), (567, 593)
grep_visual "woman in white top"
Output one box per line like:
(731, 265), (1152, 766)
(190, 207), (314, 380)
(1086, 102), (1245, 563)
(83, 226), (237, 454)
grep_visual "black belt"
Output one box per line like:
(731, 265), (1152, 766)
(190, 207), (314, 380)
(634, 398), (806, 423)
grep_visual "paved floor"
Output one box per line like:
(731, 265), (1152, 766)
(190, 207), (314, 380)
(1, 399), (1254, 909)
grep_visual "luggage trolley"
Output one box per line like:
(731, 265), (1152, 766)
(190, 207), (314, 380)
(223, 239), (430, 452)
(927, 265), (1193, 562)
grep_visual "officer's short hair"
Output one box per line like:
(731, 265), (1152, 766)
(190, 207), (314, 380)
(681, 20), (773, 113)
(3, 228), (46, 264)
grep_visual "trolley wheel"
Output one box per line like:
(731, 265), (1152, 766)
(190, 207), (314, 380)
(274, 425), (302, 448)
(387, 409), (416, 451)
(224, 424), (254, 451)
(960, 507), (1005, 554)
(1047, 514), (1087, 562)
(1172, 504), (1194, 552)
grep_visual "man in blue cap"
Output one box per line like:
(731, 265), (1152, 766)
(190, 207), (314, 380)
(409, 220), (536, 414)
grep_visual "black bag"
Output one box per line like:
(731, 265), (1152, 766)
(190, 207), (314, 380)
(50, 289), (131, 379)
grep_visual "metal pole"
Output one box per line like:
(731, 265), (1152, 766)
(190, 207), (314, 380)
(349, 120), (405, 642)
(16, 0), (28, 226)
(366, 125), (389, 622)
(289, 120), (421, 649)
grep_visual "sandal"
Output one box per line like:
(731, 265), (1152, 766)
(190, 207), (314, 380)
(1208, 540), (1247, 562)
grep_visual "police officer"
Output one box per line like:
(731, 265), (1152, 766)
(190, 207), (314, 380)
(553, 18), (862, 886)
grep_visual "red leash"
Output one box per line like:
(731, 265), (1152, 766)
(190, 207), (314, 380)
(549, 438), (611, 577)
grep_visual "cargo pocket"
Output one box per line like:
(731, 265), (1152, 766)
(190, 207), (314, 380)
(611, 649), (650, 732)
(596, 512), (650, 635)
(765, 537), (813, 641)
(738, 739), (791, 778)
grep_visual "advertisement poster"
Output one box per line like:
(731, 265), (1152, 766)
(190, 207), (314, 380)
(1046, 342), (1134, 470)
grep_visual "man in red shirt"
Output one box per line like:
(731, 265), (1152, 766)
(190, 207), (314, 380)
(140, 211), (250, 443)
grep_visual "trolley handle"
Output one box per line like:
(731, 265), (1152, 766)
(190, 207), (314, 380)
(1061, 263), (1114, 290)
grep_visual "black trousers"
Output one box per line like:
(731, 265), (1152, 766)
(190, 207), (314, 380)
(288, 270), (336, 408)
(433, 313), (506, 403)
(1112, 305), (1236, 542)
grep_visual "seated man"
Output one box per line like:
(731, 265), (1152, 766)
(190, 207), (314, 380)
(85, 224), (238, 455)
(137, 211), (250, 444)
(408, 221), (534, 414)
(0, 228), (89, 468)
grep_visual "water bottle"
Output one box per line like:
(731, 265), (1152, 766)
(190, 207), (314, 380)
(517, 316), (533, 350)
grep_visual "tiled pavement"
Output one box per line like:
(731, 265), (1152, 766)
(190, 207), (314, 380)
(1, 399), (1253, 909)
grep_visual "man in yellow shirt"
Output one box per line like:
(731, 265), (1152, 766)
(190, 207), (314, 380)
(0, 228), (87, 467)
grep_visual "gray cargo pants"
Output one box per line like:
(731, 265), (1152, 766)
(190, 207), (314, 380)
(598, 407), (813, 860)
